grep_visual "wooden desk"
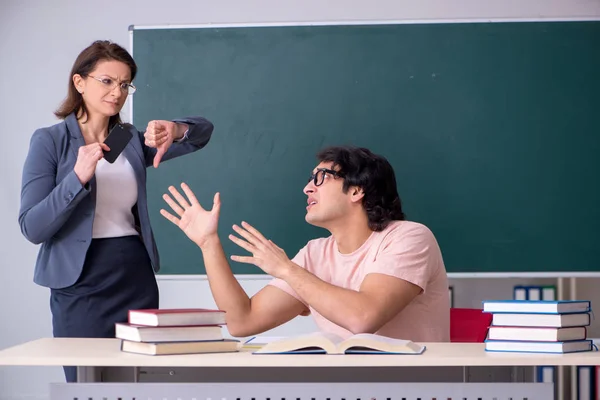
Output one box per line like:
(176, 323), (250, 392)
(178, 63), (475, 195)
(0, 338), (599, 372)
(3, 338), (597, 399)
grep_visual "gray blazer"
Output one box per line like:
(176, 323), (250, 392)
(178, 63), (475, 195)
(19, 113), (214, 289)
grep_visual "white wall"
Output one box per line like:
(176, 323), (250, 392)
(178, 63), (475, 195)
(1, 1), (600, 399)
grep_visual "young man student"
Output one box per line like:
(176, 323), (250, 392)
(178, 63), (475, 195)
(161, 146), (450, 342)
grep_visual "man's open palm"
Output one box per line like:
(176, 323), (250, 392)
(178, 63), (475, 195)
(160, 183), (221, 248)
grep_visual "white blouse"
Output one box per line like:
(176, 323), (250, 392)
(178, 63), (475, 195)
(92, 153), (139, 239)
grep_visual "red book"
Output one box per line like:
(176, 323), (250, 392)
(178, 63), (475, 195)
(450, 308), (493, 343)
(128, 308), (226, 327)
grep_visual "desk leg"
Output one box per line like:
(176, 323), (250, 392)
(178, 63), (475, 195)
(76, 366), (101, 383)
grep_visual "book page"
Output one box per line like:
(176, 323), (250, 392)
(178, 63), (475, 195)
(245, 336), (287, 345)
(349, 333), (412, 346)
(339, 333), (424, 354)
(286, 332), (345, 351)
(317, 332), (345, 346)
(253, 332), (343, 354)
(242, 336), (287, 350)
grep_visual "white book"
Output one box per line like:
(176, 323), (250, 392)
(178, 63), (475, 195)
(487, 326), (587, 342)
(492, 312), (590, 328)
(120, 339), (239, 355)
(485, 339), (593, 354)
(115, 323), (223, 343)
(483, 300), (590, 314)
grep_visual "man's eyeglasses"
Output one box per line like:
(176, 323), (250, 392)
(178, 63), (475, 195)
(88, 75), (137, 95)
(308, 168), (345, 187)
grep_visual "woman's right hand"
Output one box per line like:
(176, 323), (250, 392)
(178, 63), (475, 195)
(73, 142), (110, 185)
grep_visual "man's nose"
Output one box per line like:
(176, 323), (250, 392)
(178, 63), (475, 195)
(303, 182), (315, 195)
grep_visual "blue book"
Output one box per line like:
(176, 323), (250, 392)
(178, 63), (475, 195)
(482, 300), (591, 314)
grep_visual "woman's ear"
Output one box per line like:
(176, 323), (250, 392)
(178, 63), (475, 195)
(72, 74), (84, 94)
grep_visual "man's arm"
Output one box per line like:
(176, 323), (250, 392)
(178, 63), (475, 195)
(200, 236), (309, 337)
(280, 267), (421, 334)
(228, 221), (433, 335)
(160, 186), (308, 338)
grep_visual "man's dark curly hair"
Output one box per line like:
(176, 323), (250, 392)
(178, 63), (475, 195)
(316, 146), (405, 231)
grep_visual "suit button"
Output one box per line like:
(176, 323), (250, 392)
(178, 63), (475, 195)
(77, 239), (87, 243)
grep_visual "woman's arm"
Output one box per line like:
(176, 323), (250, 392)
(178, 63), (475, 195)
(18, 130), (91, 244)
(139, 116), (214, 168)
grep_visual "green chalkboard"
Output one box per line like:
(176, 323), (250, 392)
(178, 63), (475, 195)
(131, 21), (600, 275)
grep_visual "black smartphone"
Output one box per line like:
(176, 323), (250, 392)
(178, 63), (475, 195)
(103, 123), (133, 163)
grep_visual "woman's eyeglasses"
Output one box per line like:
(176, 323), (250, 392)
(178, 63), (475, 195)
(88, 75), (136, 95)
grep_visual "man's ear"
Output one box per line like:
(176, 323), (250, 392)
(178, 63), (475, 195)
(350, 186), (365, 203)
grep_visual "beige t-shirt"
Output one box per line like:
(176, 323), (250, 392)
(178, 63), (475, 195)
(269, 220), (450, 342)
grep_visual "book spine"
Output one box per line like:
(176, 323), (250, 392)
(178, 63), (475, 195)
(577, 366), (595, 400)
(526, 286), (541, 301)
(542, 285), (557, 301)
(536, 366), (555, 383)
(512, 285), (558, 301)
(513, 285), (527, 300)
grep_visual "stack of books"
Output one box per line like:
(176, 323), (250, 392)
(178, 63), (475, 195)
(482, 300), (594, 353)
(116, 308), (240, 355)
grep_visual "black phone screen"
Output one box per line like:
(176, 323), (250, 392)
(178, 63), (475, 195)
(103, 124), (133, 163)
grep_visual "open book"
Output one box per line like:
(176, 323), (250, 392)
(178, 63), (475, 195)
(251, 332), (425, 355)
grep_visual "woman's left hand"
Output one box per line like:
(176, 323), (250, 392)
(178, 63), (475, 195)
(144, 120), (186, 168)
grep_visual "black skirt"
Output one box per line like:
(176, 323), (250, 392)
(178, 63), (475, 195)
(50, 235), (159, 381)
